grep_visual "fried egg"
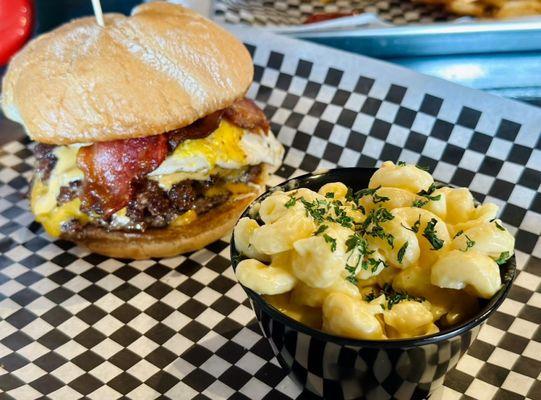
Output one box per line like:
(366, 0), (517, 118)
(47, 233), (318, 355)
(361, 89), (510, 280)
(148, 119), (284, 186)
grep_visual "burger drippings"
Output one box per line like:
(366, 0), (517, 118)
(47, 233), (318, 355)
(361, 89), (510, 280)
(58, 165), (261, 233)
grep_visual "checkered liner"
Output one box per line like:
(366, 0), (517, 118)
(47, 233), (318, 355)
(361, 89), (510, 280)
(1, 28), (540, 399)
(214, 0), (455, 26)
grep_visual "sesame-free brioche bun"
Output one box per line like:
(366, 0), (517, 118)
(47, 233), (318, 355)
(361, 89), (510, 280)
(1, 2), (253, 145)
(62, 191), (259, 259)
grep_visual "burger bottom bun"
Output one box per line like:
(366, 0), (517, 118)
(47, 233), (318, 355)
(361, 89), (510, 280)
(62, 191), (259, 260)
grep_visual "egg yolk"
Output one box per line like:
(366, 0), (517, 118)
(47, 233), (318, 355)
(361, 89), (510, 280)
(172, 119), (247, 169)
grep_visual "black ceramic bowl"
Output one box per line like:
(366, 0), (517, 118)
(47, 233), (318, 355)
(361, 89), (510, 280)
(230, 168), (516, 400)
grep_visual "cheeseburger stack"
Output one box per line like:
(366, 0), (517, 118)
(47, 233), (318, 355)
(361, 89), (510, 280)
(1, 3), (283, 259)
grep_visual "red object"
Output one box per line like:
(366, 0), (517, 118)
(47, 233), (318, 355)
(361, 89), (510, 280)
(304, 12), (355, 24)
(78, 134), (168, 216)
(0, 0), (33, 66)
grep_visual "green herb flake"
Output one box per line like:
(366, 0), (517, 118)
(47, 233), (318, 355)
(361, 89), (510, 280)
(461, 235), (476, 252)
(285, 196), (297, 208)
(362, 257), (386, 273)
(397, 161), (406, 166)
(331, 204), (354, 228)
(453, 230), (464, 239)
(495, 251), (510, 265)
(344, 264), (358, 285)
(346, 233), (368, 254)
(361, 208), (395, 250)
(301, 198), (326, 223)
(323, 234), (337, 252)
(402, 215), (422, 234)
(415, 164), (430, 172)
(494, 221), (505, 231)
(397, 242), (409, 264)
(382, 283), (425, 310)
(354, 186), (389, 204)
(325, 192), (335, 199)
(422, 218), (444, 250)
(417, 184), (441, 201)
(315, 224), (328, 235)
(345, 187), (354, 202)
(412, 199), (428, 208)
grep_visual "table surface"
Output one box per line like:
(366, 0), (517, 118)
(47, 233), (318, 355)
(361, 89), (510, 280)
(0, 6), (540, 400)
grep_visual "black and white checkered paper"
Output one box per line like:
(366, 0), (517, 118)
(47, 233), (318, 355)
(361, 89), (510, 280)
(214, 0), (454, 26)
(0, 28), (540, 399)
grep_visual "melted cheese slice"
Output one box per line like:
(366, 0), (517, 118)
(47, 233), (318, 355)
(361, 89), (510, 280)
(32, 146), (84, 215)
(31, 179), (88, 237)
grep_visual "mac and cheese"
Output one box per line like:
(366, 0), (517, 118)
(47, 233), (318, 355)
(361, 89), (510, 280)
(234, 161), (515, 340)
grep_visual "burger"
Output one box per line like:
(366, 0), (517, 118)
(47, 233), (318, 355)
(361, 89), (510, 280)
(1, 3), (284, 259)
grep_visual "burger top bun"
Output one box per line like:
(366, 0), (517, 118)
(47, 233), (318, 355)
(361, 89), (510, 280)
(1, 2), (254, 145)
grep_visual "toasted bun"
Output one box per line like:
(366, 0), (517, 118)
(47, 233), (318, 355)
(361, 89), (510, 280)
(1, 2), (253, 145)
(62, 192), (258, 259)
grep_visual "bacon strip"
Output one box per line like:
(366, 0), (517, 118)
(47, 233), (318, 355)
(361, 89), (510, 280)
(168, 110), (223, 150)
(224, 98), (269, 133)
(78, 134), (168, 217)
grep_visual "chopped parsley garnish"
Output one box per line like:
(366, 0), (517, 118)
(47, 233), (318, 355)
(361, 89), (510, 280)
(422, 218), (444, 250)
(401, 214), (422, 234)
(331, 204), (354, 228)
(325, 192), (335, 199)
(382, 283), (425, 310)
(323, 234), (337, 252)
(354, 187), (378, 200)
(301, 198), (326, 223)
(354, 186), (389, 204)
(412, 199), (428, 208)
(421, 183), (436, 194)
(461, 235), (475, 252)
(415, 164), (430, 172)
(314, 224), (328, 235)
(346, 233), (369, 254)
(397, 161), (406, 166)
(495, 251), (510, 265)
(297, 196), (356, 228)
(344, 265), (358, 285)
(370, 207), (395, 224)
(361, 208), (395, 249)
(285, 196), (297, 208)
(363, 257), (386, 273)
(417, 184), (441, 201)
(494, 221), (505, 231)
(373, 193), (390, 204)
(345, 233), (372, 272)
(397, 242), (408, 264)
(345, 187), (354, 202)
(453, 230), (464, 239)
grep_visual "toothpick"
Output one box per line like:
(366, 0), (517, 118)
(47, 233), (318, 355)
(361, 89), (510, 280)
(91, 0), (105, 27)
